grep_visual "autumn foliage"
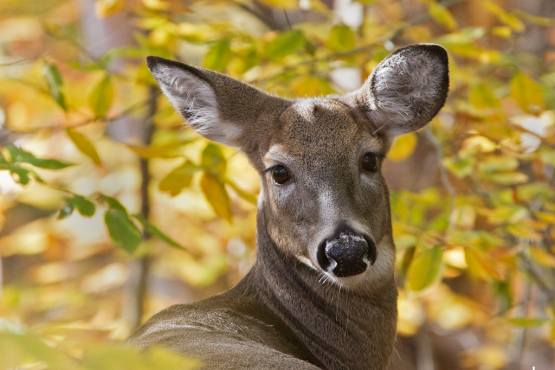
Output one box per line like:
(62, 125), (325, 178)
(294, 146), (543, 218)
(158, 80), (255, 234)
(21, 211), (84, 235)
(1, 0), (555, 369)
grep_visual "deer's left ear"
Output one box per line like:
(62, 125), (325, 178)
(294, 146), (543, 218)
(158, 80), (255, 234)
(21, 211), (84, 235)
(354, 44), (449, 137)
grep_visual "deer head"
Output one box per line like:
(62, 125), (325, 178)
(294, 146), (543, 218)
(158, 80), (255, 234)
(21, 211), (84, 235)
(147, 44), (448, 292)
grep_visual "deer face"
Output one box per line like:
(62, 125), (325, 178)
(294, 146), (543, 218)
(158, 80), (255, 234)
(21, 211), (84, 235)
(147, 44), (449, 290)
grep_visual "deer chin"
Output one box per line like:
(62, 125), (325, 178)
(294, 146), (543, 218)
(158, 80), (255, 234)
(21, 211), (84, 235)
(313, 236), (395, 292)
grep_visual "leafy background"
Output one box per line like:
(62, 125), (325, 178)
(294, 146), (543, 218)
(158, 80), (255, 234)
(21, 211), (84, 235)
(0, 0), (554, 369)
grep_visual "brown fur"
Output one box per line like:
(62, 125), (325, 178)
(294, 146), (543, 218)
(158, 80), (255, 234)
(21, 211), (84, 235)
(126, 44), (449, 369)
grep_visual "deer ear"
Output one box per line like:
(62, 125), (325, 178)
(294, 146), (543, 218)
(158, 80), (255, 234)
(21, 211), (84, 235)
(356, 44), (449, 137)
(146, 56), (288, 147)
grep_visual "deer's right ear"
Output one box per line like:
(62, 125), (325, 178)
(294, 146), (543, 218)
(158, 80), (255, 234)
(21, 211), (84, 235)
(146, 56), (288, 148)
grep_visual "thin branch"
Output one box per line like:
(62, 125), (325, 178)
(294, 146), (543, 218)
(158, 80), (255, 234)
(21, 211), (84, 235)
(424, 126), (457, 230)
(0, 54), (49, 67)
(253, 0), (462, 83)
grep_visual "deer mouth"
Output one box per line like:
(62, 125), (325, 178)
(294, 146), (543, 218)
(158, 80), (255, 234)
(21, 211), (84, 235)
(316, 227), (377, 278)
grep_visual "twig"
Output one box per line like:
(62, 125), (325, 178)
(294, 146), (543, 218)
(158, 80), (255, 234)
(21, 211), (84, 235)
(0, 54), (49, 67)
(424, 126), (457, 230)
(121, 85), (157, 331)
(253, 0), (462, 83)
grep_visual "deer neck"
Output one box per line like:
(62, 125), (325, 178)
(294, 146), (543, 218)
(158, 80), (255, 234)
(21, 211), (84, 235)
(238, 210), (398, 370)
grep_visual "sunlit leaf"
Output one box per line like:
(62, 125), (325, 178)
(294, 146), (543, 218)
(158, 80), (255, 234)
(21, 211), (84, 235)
(478, 156), (518, 173)
(204, 39), (233, 72)
(443, 156), (474, 178)
(388, 132), (417, 162)
(201, 143), (226, 174)
(0, 331), (80, 370)
(159, 161), (198, 196)
(510, 71), (544, 112)
(42, 61), (67, 111)
(264, 30), (306, 60)
(67, 129), (102, 165)
(406, 245), (443, 293)
(88, 75), (114, 119)
(506, 318), (549, 327)
(200, 171), (232, 222)
(104, 209), (142, 254)
(481, 1), (525, 32)
(465, 248), (503, 281)
(470, 83), (500, 109)
(95, 0), (124, 18)
(428, 2), (458, 30)
(328, 24), (356, 51)
(256, 0), (298, 9)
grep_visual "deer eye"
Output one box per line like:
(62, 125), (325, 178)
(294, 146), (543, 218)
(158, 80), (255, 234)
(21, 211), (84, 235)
(271, 165), (290, 184)
(362, 153), (379, 172)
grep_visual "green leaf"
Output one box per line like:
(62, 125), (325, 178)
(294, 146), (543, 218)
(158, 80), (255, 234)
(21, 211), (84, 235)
(73, 195), (96, 217)
(264, 30), (306, 60)
(201, 143), (226, 174)
(406, 245), (443, 293)
(58, 198), (75, 219)
(200, 171), (232, 222)
(1, 164), (31, 185)
(104, 209), (142, 254)
(42, 61), (67, 111)
(470, 83), (500, 109)
(428, 2), (458, 30)
(88, 75), (114, 119)
(7, 146), (72, 169)
(506, 318), (549, 327)
(327, 24), (356, 52)
(100, 194), (127, 212)
(443, 156), (474, 178)
(66, 128), (101, 165)
(203, 39), (233, 72)
(510, 71), (544, 112)
(132, 214), (195, 254)
(159, 161), (198, 197)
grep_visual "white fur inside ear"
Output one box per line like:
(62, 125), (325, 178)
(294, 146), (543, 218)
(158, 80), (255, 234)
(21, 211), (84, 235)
(153, 65), (242, 145)
(368, 51), (446, 136)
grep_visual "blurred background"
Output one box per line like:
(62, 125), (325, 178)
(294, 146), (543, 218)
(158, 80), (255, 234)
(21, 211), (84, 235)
(0, 0), (554, 369)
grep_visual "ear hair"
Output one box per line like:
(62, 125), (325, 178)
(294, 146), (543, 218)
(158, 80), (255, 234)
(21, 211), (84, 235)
(358, 44), (449, 137)
(147, 57), (241, 146)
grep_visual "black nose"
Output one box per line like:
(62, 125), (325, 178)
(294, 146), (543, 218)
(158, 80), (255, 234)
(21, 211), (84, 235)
(317, 227), (376, 277)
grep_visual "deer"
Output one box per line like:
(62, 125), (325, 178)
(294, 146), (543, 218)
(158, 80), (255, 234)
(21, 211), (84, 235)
(126, 43), (449, 370)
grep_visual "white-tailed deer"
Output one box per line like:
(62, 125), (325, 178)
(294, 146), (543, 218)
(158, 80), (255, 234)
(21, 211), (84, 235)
(126, 44), (449, 369)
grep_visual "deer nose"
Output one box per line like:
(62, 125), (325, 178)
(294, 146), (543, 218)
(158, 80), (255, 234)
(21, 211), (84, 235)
(317, 228), (376, 277)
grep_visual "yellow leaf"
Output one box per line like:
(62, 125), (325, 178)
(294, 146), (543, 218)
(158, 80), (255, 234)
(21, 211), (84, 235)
(510, 71), (544, 112)
(290, 75), (331, 97)
(88, 75), (114, 119)
(200, 172), (232, 222)
(470, 83), (500, 110)
(66, 128), (101, 165)
(94, 0), (124, 18)
(143, 0), (170, 11)
(257, 0), (298, 9)
(465, 248), (503, 281)
(427, 3), (458, 30)
(388, 132), (417, 162)
(327, 24), (356, 51)
(159, 162), (197, 197)
(529, 247), (555, 268)
(492, 26), (512, 38)
(407, 245), (443, 293)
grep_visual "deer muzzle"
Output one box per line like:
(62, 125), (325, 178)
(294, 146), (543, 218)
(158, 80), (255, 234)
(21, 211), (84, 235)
(317, 226), (377, 278)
